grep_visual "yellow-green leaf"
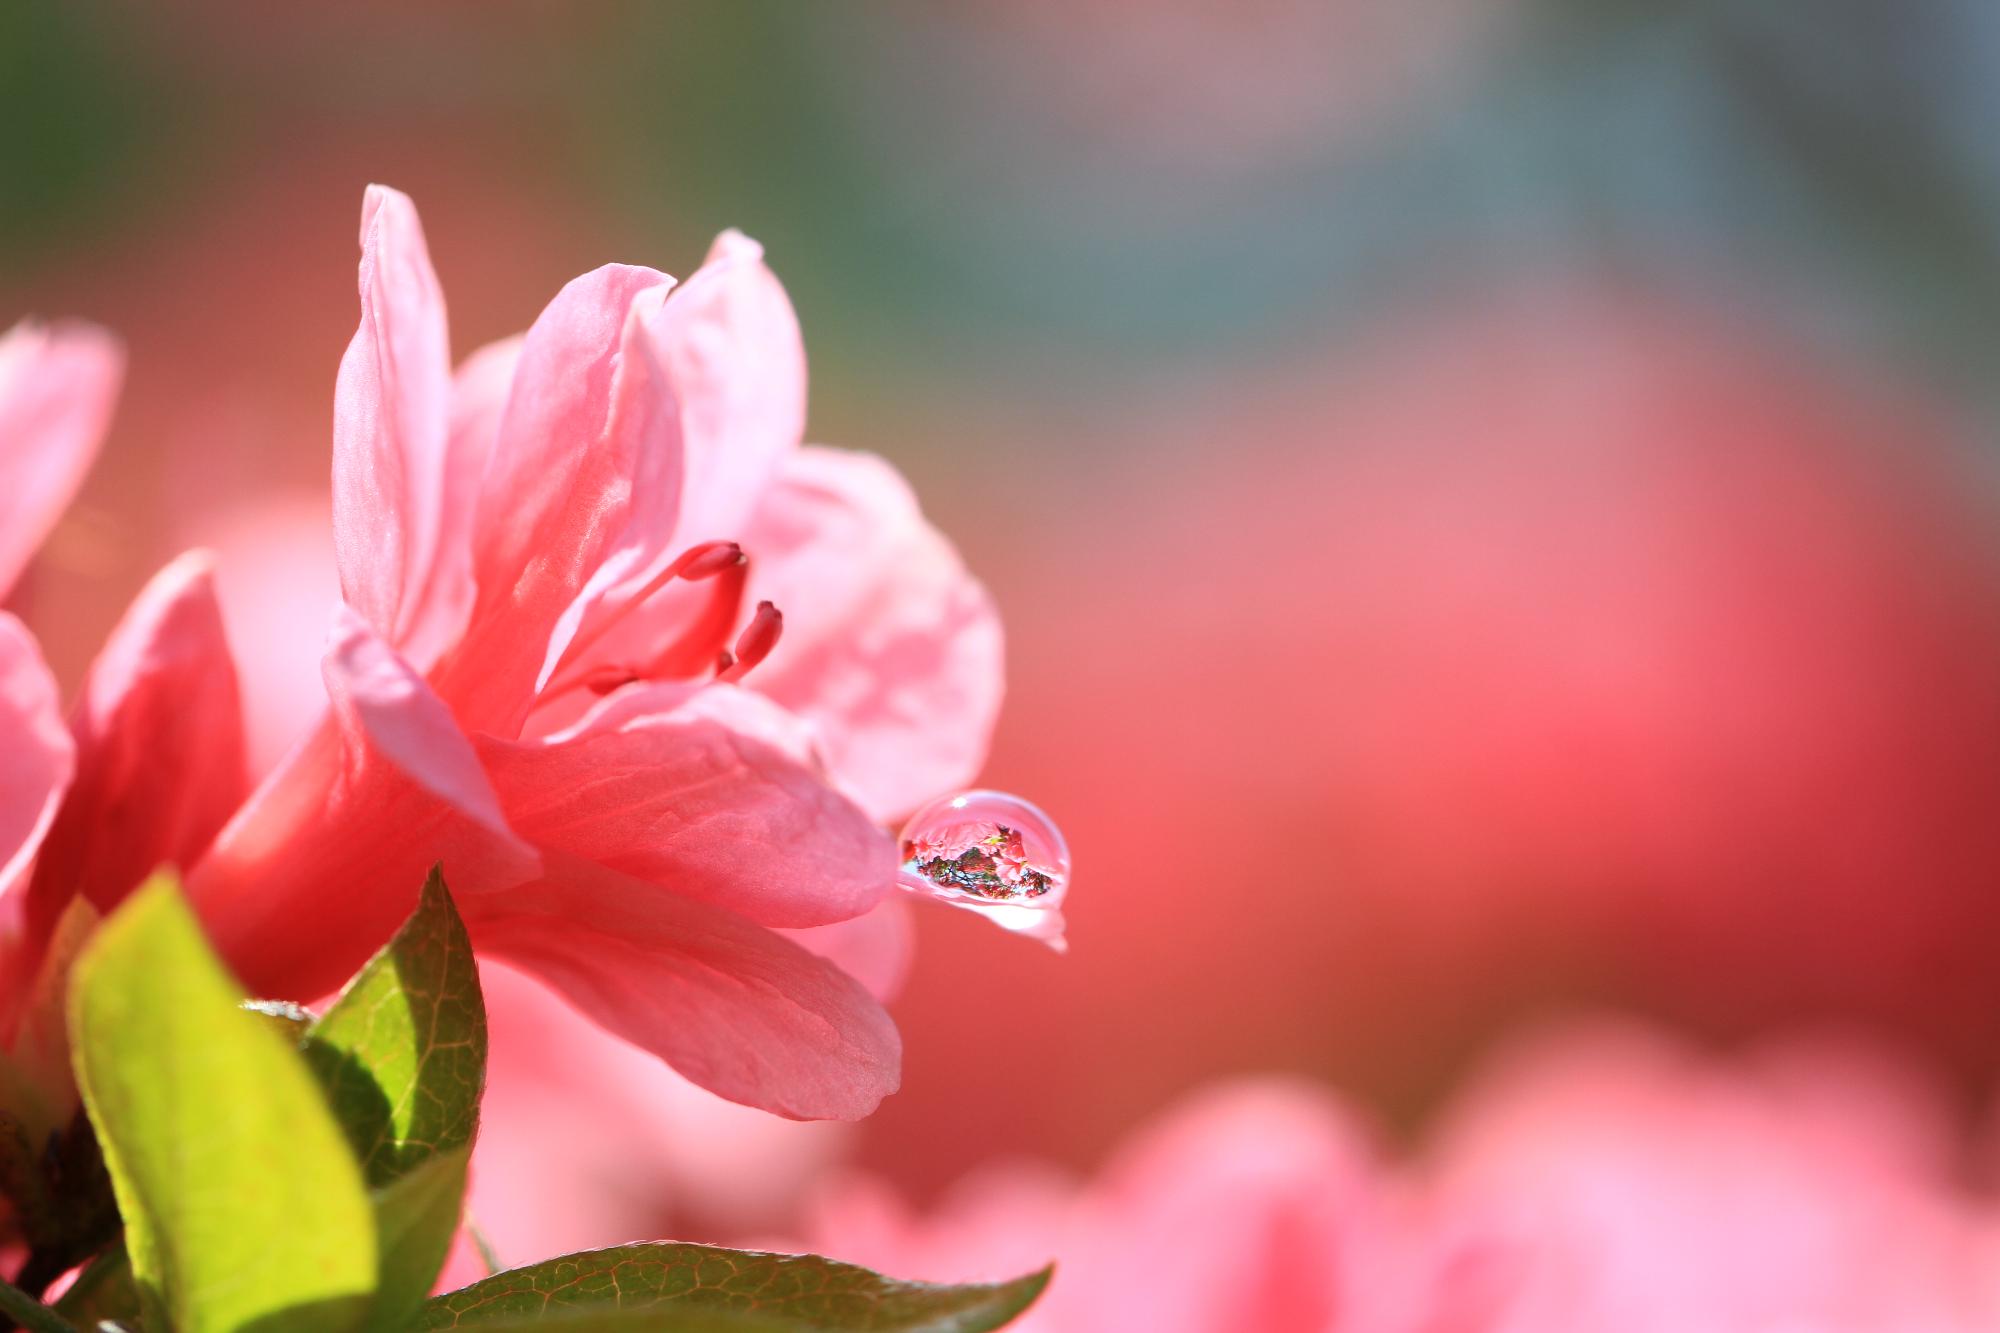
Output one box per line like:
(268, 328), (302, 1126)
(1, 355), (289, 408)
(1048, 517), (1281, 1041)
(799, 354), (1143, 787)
(67, 873), (379, 1333)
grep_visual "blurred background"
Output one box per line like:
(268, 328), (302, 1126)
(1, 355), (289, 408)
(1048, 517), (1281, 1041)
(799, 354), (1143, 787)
(10, 0), (2000, 1257)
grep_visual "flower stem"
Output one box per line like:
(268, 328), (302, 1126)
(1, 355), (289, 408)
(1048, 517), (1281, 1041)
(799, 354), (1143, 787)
(0, 1277), (75, 1333)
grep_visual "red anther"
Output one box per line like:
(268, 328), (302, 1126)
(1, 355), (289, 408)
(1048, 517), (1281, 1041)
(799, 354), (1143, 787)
(734, 600), (783, 668)
(582, 664), (640, 696)
(677, 540), (745, 581)
(714, 649), (737, 675)
(716, 601), (782, 683)
(640, 555), (748, 680)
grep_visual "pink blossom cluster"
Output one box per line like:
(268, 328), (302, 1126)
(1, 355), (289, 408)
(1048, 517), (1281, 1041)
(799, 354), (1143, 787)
(808, 1022), (2000, 1332)
(0, 185), (1002, 1129)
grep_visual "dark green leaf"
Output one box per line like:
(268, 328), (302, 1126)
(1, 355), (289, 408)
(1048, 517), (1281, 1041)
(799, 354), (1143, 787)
(0, 901), (117, 1276)
(304, 867), (486, 1187)
(51, 1244), (139, 1325)
(0, 1275), (75, 1333)
(370, 1144), (472, 1331)
(417, 1244), (1051, 1333)
(11, 1111), (121, 1290)
(432, 1311), (791, 1333)
(0, 1063), (50, 1241)
(67, 873), (378, 1333)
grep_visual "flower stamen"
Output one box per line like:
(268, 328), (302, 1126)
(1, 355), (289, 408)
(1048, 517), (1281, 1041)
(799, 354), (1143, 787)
(716, 601), (782, 683)
(540, 540), (748, 700)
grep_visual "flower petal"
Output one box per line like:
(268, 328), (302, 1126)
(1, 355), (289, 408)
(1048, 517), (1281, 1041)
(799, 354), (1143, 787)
(26, 552), (246, 937)
(546, 678), (823, 763)
(332, 186), (456, 660)
(189, 606), (537, 998)
(469, 957), (853, 1260)
(0, 321), (122, 599)
(532, 321), (690, 694)
(477, 683), (893, 930)
(0, 614), (72, 905)
(534, 232), (806, 696)
(323, 605), (516, 837)
(783, 896), (916, 1005)
(469, 858), (901, 1120)
(657, 229), (806, 542)
(448, 335), (522, 464)
(390, 333), (521, 684)
(744, 447), (1005, 822)
(435, 265), (677, 736)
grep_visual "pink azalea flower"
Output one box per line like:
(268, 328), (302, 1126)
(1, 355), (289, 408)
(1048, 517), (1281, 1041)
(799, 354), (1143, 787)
(0, 619), (70, 933)
(0, 325), (245, 1102)
(1425, 1023), (2000, 1332)
(0, 319), (123, 951)
(2, 554), (247, 1043)
(0, 319), (126, 932)
(181, 186), (1003, 1120)
(0, 322), (123, 602)
(806, 1026), (2000, 1332)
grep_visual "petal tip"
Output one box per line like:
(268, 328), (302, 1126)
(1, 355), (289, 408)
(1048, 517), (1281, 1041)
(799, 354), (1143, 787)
(707, 228), (766, 265)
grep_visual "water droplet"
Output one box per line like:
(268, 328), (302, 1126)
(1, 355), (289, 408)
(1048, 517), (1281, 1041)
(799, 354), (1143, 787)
(895, 789), (1070, 951)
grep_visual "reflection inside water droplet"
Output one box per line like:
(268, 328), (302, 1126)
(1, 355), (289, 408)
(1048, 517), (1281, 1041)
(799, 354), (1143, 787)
(895, 789), (1070, 951)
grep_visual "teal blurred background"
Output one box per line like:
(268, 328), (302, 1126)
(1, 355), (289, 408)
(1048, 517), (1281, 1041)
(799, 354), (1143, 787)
(13, 0), (2000, 1241)
(17, 1), (2000, 405)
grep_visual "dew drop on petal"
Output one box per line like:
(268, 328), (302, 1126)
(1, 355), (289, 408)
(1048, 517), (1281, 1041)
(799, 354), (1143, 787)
(895, 789), (1070, 951)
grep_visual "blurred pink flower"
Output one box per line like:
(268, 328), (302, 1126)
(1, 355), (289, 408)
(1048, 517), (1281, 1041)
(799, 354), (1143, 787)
(0, 324), (245, 1138)
(809, 1025), (2000, 1332)
(1, 552), (246, 1042)
(0, 619), (69, 930)
(0, 322), (123, 602)
(196, 494), (342, 776)
(180, 185), (1002, 1120)
(806, 1081), (1484, 1333)
(19, 552), (245, 942)
(0, 319), (124, 932)
(1427, 1023), (2000, 1332)
(875, 285), (2000, 1184)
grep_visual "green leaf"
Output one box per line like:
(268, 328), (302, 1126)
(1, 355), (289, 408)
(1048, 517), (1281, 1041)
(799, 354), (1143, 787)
(67, 873), (379, 1333)
(303, 867), (486, 1188)
(416, 1245), (1052, 1333)
(292, 871), (483, 1329)
(369, 1144), (471, 1331)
